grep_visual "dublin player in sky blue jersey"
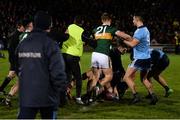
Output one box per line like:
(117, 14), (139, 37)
(146, 49), (173, 98)
(122, 14), (158, 105)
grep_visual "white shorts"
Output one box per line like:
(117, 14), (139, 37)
(91, 52), (111, 69)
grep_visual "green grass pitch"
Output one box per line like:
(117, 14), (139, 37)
(0, 51), (180, 119)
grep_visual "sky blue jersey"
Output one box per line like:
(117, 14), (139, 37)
(150, 48), (165, 59)
(133, 26), (150, 59)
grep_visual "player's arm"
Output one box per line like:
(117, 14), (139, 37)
(48, 29), (69, 43)
(123, 38), (140, 48)
(115, 31), (132, 41)
(14, 44), (21, 74)
(115, 31), (139, 47)
(82, 30), (97, 49)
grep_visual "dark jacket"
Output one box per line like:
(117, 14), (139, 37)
(8, 30), (22, 70)
(150, 49), (169, 69)
(47, 28), (69, 48)
(110, 48), (125, 76)
(16, 28), (66, 108)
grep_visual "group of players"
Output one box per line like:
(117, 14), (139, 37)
(71, 13), (173, 105)
(0, 12), (173, 108)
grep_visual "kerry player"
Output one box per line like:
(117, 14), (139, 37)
(90, 13), (131, 96)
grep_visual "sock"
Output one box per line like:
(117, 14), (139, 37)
(164, 86), (169, 91)
(0, 77), (12, 91)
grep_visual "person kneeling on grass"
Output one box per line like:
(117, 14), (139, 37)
(145, 49), (173, 98)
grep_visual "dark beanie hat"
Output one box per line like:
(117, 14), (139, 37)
(34, 11), (51, 30)
(22, 19), (33, 27)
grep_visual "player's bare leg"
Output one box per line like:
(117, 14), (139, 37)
(141, 71), (158, 105)
(124, 67), (142, 104)
(0, 71), (16, 94)
(9, 81), (19, 96)
(91, 68), (98, 86)
(153, 75), (168, 88)
(105, 82), (113, 93)
(93, 68), (113, 97)
(124, 67), (137, 94)
(153, 75), (173, 97)
(99, 68), (113, 87)
(141, 71), (154, 94)
(1, 80), (19, 107)
(67, 80), (75, 100)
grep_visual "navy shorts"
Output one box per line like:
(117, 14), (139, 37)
(129, 58), (151, 71)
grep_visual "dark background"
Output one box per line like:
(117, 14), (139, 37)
(0, 0), (179, 49)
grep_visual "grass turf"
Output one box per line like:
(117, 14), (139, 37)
(0, 51), (180, 119)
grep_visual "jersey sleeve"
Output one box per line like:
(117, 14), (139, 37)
(111, 27), (118, 36)
(92, 28), (97, 34)
(133, 29), (144, 41)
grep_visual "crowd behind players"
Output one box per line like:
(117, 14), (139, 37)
(0, 0), (180, 49)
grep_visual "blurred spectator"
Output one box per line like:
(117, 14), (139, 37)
(174, 31), (180, 54)
(151, 38), (159, 45)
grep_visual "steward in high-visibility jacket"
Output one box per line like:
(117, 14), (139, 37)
(61, 16), (85, 104)
(61, 23), (84, 57)
(175, 32), (180, 54)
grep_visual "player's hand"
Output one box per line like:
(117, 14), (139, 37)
(116, 31), (132, 41)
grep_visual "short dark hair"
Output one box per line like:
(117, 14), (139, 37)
(16, 20), (24, 28)
(23, 19), (33, 27)
(101, 13), (112, 21)
(134, 13), (145, 22)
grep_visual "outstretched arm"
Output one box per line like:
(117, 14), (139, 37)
(115, 31), (139, 47)
(123, 38), (139, 47)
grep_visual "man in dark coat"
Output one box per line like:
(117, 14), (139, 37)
(16, 11), (66, 119)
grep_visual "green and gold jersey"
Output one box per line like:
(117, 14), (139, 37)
(93, 25), (117, 55)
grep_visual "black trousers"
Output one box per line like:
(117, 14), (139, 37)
(17, 106), (57, 119)
(63, 53), (82, 98)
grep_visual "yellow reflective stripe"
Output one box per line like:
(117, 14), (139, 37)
(94, 33), (113, 40)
